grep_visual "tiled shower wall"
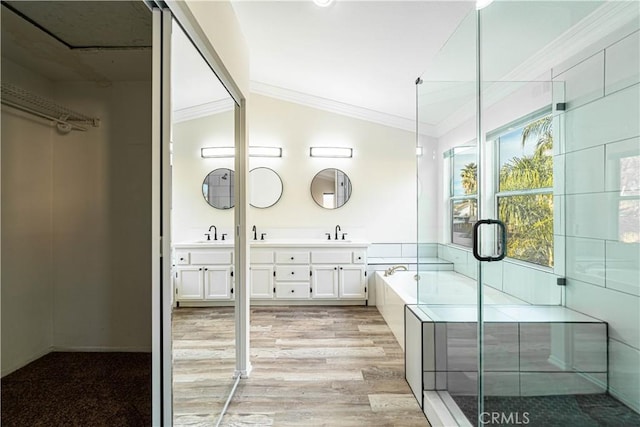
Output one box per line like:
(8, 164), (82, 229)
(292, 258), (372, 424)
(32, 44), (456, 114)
(555, 28), (639, 412)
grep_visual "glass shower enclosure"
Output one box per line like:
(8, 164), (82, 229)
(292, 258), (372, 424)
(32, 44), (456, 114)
(415, 1), (639, 425)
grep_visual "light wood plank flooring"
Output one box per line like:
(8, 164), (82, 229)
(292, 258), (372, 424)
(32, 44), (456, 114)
(172, 305), (430, 426)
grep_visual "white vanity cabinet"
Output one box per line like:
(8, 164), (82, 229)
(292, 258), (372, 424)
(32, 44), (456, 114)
(274, 250), (311, 299)
(250, 249), (275, 299)
(173, 244), (234, 306)
(310, 249), (367, 300)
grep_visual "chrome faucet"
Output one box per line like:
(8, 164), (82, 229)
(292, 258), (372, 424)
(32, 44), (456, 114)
(252, 225), (257, 241)
(384, 265), (408, 276)
(207, 225), (218, 241)
(335, 224), (341, 240)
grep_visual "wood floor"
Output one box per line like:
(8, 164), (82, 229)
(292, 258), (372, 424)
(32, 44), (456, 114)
(172, 305), (430, 426)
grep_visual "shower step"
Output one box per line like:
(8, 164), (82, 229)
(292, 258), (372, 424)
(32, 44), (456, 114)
(404, 304), (608, 426)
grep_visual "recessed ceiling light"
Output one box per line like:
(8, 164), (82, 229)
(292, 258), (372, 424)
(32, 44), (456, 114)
(313, 0), (334, 7)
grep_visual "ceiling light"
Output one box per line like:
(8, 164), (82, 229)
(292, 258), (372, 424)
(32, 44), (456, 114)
(310, 147), (352, 158)
(476, 0), (494, 10)
(249, 146), (282, 157)
(201, 146), (283, 158)
(201, 147), (234, 158)
(313, 0), (334, 7)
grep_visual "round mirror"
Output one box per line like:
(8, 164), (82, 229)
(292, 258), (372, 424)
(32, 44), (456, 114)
(250, 167), (283, 208)
(310, 168), (352, 209)
(202, 168), (234, 209)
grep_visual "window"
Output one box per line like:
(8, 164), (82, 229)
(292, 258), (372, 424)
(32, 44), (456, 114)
(450, 146), (478, 248)
(495, 115), (554, 267)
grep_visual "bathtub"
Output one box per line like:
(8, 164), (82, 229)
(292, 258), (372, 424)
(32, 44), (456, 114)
(375, 271), (417, 350)
(375, 270), (523, 350)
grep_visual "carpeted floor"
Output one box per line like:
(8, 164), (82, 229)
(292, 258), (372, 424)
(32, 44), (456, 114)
(1, 352), (151, 427)
(452, 394), (640, 427)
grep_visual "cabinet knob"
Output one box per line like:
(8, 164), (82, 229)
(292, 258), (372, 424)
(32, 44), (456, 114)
(291, 289), (295, 293)
(291, 271), (295, 275)
(358, 256), (362, 260)
(334, 267), (337, 270)
(180, 258), (184, 261)
(290, 256), (294, 260)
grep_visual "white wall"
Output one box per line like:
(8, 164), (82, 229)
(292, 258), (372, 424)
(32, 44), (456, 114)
(1, 59), (152, 375)
(172, 94), (417, 244)
(1, 60), (55, 375)
(51, 81), (152, 350)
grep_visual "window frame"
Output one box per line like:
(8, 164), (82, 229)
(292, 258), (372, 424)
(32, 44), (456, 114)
(491, 108), (554, 268)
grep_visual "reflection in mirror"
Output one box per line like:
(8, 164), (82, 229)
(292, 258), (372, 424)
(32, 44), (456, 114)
(250, 167), (283, 208)
(202, 168), (235, 209)
(310, 168), (352, 209)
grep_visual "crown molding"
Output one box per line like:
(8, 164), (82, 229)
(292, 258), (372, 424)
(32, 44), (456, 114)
(250, 81), (435, 135)
(173, 98), (235, 123)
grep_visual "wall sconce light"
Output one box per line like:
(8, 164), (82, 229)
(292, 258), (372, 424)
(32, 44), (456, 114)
(201, 147), (234, 158)
(309, 147), (353, 158)
(201, 146), (283, 158)
(416, 146), (423, 156)
(249, 146), (282, 157)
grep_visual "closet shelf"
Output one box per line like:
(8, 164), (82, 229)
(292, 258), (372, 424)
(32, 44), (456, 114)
(1, 82), (100, 132)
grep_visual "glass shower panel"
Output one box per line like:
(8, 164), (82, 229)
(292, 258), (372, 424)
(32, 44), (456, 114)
(416, 9), (482, 425)
(477, 1), (639, 426)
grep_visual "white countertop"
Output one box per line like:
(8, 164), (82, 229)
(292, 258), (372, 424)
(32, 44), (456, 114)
(173, 239), (369, 249)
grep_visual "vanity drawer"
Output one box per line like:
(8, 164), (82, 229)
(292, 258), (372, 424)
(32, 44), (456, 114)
(276, 283), (310, 299)
(311, 251), (351, 264)
(175, 251), (190, 265)
(190, 251), (233, 265)
(352, 251), (366, 264)
(251, 250), (274, 264)
(275, 266), (310, 281)
(275, 251), (310, 264)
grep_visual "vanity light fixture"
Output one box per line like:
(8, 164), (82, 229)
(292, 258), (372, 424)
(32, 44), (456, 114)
(201, 146), (283, 158)
(249, 146), (282, 157)
(201, 147), (234, 158)
(309, 147), (353, 158)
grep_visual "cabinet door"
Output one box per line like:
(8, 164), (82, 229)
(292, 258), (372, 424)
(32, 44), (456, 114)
(339, 265), (366, 299)
(250, 265), (274, 299)
(204, 266), (232, 300)
(311, 266), (339, 298)
(177, 267), (203, 300)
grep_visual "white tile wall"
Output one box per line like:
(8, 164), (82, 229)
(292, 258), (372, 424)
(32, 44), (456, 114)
(566, 237), (606, 287)
(565, 146), (605, 194)
(520, 372), (607, 396)
(564, 84), (640, 153)
(606, 241), (640, 296)
(368, 244), (403, 258)
(482, 261), (503, 291)
(565, 193), (610, 240)
(605, 30), (640, 95)
(609, 339), (640, 413)
(502, 263), (562, 305)
(605, 137), (640, 194)
(553, 51), (604, 110)
(566, 279), (640, 350)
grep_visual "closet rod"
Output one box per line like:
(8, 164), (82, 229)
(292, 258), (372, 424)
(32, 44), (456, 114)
(1, 99), (88, 131)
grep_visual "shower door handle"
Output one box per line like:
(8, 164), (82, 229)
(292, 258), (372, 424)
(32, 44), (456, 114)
(472, 219), (506, 262)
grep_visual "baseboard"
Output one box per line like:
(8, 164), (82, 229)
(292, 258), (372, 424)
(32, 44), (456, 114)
(2, 346), (53, 377)
(51, 346), (152, 353)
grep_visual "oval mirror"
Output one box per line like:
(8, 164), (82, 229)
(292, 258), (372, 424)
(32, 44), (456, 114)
(250, 167), (283, 209)
(202, 168), (235, 209)
(310, 168), (352, 209)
